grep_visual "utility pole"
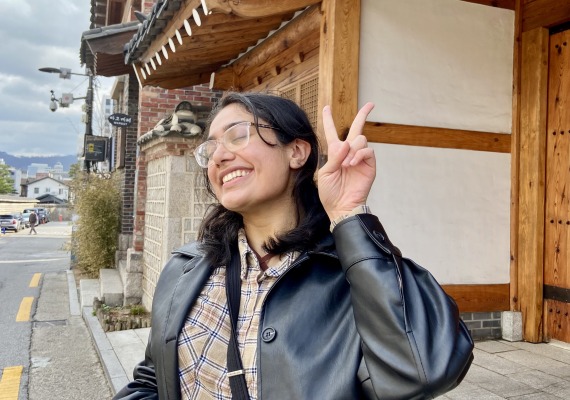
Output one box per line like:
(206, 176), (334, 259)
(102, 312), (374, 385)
(39, 67), (95, 173)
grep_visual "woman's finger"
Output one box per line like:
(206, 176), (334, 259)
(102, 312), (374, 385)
(346, 102), (375, 142)
(322, 105), (340, 147)
(341, 134), (368, 167)
(349, 148), (375, 167)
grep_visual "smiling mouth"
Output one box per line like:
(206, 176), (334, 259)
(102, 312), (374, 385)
(222, 169), (251, 184)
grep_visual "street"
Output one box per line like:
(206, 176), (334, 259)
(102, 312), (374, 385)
(0, 221), (111, 400)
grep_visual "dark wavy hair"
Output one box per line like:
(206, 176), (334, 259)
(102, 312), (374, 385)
(197, 92), (330, 266)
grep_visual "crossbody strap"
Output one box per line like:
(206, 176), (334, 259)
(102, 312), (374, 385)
(226, 251), (250, 399)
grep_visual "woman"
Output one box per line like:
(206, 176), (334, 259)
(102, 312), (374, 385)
(114, 92), (473, 400)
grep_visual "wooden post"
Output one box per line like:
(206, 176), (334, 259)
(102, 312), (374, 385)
(317, 0), (361, 145)
(509, 0), (522, 312)
(517, 27), (549, 343)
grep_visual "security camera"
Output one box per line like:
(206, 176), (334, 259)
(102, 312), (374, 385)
(49, 100), (58, 112)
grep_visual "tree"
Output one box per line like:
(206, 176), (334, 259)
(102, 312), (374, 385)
(0, 164), (15, 194)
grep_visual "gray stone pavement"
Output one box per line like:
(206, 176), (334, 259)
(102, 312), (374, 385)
(27, 221), (112, 400)
(30, 270), (112, 400)
(443, 340), (570, 399)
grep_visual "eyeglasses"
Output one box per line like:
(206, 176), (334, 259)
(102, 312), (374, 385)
(193, 121), (277, 168)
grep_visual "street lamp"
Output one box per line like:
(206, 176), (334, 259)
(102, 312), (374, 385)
(39, 67), (94, 171)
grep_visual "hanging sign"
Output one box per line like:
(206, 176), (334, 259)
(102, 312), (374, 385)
(84, 136), (108, 162)
(108, 113), (134, 127)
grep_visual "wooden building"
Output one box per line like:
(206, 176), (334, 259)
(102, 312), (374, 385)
(87, 0), (570, 343)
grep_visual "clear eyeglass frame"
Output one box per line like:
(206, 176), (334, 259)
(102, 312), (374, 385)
(193, 121), (277, 168)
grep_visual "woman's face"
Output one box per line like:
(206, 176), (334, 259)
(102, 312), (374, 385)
(206, 103), (298, 215)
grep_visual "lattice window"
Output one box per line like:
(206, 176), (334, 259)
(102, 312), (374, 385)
(278, 74), (319, 129)
(300, 77), (318, 130)
(280, 88), (297, 103)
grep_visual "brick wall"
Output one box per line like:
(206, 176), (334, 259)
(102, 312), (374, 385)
(116, 74), (140, 235)
(461, 311), (502, 340)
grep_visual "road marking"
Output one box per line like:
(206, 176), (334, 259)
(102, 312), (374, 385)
(16, 297), (34, 322)
(0, 258), (67, 264)
(0, 365), (23, 400)
(29, 273), (41, 288)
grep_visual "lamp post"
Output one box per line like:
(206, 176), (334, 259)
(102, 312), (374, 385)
(39, 67), (94, 171)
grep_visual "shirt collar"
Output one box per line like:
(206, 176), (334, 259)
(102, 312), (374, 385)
(236, 229), (297, 281)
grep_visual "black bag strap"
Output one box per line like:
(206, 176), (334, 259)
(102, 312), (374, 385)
(226, 250), (250, 399)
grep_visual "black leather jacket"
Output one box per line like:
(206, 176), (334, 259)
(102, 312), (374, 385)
(114, 214), (473, 400)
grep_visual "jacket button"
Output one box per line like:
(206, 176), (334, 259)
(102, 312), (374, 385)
(261, 327), (276, 342)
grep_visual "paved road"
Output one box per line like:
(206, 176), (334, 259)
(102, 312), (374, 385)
(0, 221), (111, 400)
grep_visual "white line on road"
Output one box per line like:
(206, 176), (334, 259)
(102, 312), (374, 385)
(0, 258), (68, 264)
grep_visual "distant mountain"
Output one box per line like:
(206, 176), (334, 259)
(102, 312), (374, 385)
(0, 151), (78, 171)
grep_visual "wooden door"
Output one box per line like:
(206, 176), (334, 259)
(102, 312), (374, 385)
(544, 28), (570, 342)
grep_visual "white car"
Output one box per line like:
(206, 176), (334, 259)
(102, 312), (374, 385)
(0, 214), (24, 232)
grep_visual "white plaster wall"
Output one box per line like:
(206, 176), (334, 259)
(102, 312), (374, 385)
(359, 0), (514, 284)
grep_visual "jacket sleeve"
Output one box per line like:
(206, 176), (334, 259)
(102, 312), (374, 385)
(333, 214), (474, 400)
(112, 338), (159, 399)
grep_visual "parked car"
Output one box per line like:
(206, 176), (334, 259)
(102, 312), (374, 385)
(21, 212), (31, 228)
(0, 213), (24, 232)
(36, 207), (50, 223)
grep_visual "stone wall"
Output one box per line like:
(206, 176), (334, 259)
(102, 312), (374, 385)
(139, 135), (214, 310)
(133, 85), (221, 254)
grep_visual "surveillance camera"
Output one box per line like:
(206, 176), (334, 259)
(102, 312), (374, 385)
(49, 101), (58, 112)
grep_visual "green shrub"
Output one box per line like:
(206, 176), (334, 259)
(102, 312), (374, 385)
(71, 171), (121, 277)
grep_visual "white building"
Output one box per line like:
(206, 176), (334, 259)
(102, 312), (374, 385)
(26, 177), (69, 201)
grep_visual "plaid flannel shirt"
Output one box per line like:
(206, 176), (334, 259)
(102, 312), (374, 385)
(177, 229), (296, 400)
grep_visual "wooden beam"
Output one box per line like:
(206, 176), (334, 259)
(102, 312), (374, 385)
(211, 5), (321, 90)
(442, 284), (510, 313)
(460, 0), (515, 10)
(204, 0), (321, 18)
(238, 29), (320, 91)
(523, 0), (570, 32)
(317, 0), (361, 145)
(517, 27), (549, 343)
(250, 51), (319, 93)
(510, 0), (522, 313)
(363, 122), (511, 153)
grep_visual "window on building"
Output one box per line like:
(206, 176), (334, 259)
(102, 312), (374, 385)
(59, 188), (64, 195)
(278, 74), (319, 130)
(34, 187), (39, 194)
(46, 188), (50, 193)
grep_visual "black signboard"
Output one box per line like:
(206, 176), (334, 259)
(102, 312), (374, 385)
(108, 113), (133, 127)
(84, 136), (108, 162)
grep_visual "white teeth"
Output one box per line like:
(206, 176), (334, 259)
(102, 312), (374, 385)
(222, 170), (250, 184)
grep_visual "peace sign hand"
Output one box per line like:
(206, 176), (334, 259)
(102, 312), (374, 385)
(317, 103), (376, 222)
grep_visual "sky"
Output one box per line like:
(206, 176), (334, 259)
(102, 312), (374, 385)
(0, 0), (114, 157)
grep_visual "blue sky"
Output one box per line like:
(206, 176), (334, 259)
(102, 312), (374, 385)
(0, 0), (113, 156)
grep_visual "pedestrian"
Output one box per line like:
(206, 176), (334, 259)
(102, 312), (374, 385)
(29, 211), (37, 235)
(114, 92), (473, 400)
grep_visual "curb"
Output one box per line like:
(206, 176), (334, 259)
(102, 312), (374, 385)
(83, 306), (129, 395)
(66, 268), (129, 395)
